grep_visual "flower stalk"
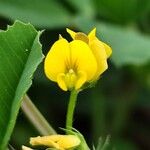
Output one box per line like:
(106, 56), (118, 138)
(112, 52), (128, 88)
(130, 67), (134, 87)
(66, 89), (79, 132)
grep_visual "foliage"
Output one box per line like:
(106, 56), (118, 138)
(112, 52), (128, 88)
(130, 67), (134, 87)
(0, 21), (43, 149)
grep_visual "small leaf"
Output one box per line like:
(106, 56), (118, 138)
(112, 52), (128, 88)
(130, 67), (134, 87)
(101, 135), (111, 150)
(96, 136), (111, 150)
(96, 137), (105, 150)
(0, 21), (44, 149)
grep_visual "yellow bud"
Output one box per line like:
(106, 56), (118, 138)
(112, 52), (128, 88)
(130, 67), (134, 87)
(30, 135), (81, 150)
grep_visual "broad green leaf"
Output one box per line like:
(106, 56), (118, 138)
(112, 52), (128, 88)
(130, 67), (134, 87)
(0, 0), (71, 28)
(75, 18), (150, 66)
(0, 21), (44, 149)
(93, 0), (150, 24)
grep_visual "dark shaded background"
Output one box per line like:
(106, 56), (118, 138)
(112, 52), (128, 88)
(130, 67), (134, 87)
(0, 0), (149, 149)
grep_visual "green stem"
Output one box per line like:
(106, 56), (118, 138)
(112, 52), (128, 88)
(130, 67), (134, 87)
(66, 89), (79, 132)
(21, 95), (56, 135)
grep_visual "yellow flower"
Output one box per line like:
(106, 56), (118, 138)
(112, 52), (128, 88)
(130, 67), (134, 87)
(44, 28), (112, 91)
(29, 135), (81, 150)
(66, 28), (112, 80)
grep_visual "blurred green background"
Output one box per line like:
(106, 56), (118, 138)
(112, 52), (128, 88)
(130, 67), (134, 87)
(0, 0), (149, 149)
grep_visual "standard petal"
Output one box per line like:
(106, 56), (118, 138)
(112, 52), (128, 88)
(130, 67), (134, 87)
(89, 39), (108, 80)
(88, 28), (112, 58)
(69, 40), (97, 81)
(88, 28), (96, 41)
(66, 28), (76, 39)
(44, 38), (70, 81)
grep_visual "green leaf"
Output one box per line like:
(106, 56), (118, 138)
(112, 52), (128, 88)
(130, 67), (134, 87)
(0, 0), (71, 28)
(93, 0), (150, 24)
(0, 21), (44, 149)
(75, 18), (150, 66)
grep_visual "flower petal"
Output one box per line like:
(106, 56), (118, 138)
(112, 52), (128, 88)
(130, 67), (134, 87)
(57, 135), (81, 149)
(89, 39), (108, 80)
(30, 136), (60, 149)
(75, 71), (87, 90)
(88, 28), (96, 41)
(102, 42), (112, 58)
(88, 28), (112, 58)
(66, 28), (76, 39)
(44, 38), (70, 81)
(69, 40), (97, 81)
(30, 135), (80, 150)
(57, 73), (68, 91)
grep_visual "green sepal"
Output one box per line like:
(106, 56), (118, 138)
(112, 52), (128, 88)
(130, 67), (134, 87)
(61, 128), (90, 150)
